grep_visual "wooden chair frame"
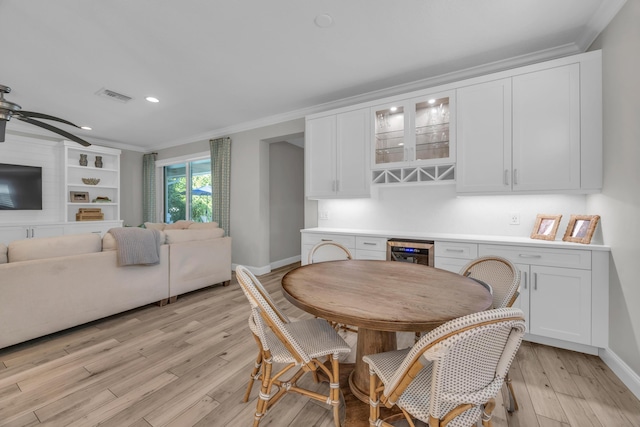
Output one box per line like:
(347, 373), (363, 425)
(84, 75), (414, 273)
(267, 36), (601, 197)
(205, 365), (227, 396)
(236, 266), (347, 427)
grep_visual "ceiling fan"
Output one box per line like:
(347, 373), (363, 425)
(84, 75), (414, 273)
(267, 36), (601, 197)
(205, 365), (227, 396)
(0, 84), (91, 146)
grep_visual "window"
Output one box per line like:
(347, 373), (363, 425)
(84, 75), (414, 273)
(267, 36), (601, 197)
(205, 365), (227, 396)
(163, 158), (212, 223)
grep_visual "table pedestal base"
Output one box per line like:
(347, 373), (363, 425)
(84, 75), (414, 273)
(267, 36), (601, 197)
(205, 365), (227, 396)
(349, 328), (397, 403)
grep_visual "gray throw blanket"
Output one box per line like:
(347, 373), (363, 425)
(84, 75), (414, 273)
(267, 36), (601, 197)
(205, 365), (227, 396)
(108, 227), (162, 266)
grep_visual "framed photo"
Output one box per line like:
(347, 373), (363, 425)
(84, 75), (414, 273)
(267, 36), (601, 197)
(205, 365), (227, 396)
(70, 191), (89, 203)
(562, 214), (600, 244)
(531, 214), (562, 241)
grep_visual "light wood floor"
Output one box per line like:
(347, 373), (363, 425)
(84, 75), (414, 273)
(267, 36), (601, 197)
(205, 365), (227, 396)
(1, 263), (639, 427)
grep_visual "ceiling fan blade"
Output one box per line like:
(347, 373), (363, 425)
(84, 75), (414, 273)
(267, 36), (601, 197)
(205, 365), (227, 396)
(17, 111), (81, 128)
(0, 120), (6, 142)
(16, 116), (91, 146)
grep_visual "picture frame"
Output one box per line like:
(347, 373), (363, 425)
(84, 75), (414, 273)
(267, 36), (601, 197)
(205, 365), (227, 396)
(530, 214), (563, 241)
(562, 214), (601, 244)
(70, 191), (89, 203)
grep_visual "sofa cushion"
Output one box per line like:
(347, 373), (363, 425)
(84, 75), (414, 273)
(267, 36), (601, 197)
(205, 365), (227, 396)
(164, 220), (194, 230)
(0, 243), (7, 264)
(187, 222), (219, 230)
(144, 222), (166, 231)
(103, 230), (166, 251)
(8, 233), (102, 263)
(164, 228), (224, 244)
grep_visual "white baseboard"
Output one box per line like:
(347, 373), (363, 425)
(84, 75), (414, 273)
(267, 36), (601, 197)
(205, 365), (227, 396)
(231, 263), (271, 276)
(232, 256), (300, 278)
(271, 255), (301, 270)
(599, 347), (640, 400)
(524, 333), (599, 355)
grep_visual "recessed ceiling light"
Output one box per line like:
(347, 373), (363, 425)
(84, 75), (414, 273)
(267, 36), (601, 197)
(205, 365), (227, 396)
(428, 99), (436, 104)
(390, 106), (398, 112)
(80, 126), (92, 130)
(314, 13), (334, 28)
(145, 96), (160, 103)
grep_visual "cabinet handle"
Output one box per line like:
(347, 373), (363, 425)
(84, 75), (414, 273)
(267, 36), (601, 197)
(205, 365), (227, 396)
(523, 271), (528, 290)
(533, 272), (538, 290)
(336, 180), (340, 192)
(26, 229), (29, 239)
(363, 242), (377, 246)
(514, 169), (519, 185)
(321, 239), (333, 242)
(31, 228), (35, 238)
(518, 254), (541, 259)
(504, 169), (510, 186)
(446, 248), (464, 253)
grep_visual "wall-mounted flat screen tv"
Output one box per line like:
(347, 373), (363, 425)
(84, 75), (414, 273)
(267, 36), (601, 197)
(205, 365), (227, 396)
(0, 163), (43, 210)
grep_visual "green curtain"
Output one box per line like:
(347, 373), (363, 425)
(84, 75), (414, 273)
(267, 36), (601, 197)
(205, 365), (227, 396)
(209, 137), (232, 236)
(142, 153), (157, 223)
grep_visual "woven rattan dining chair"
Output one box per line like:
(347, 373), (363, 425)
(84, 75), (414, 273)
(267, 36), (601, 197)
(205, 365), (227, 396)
(459, 255), (521, 413)
(364, 308), (526, 427)
(307, 241), (357, 333)
(236, 265), (351, 427)
(308, 240), (353, 264)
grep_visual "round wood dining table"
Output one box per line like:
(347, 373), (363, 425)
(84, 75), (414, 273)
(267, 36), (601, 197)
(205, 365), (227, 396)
(281, 259), (493, 403)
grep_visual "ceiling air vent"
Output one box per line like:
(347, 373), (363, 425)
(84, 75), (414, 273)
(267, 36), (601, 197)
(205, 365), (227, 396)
(95, 88), (133, 103)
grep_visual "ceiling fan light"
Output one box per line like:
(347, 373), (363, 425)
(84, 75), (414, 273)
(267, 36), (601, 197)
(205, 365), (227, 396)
(145, 96), (159, 103)
(80, 126), (92, 130)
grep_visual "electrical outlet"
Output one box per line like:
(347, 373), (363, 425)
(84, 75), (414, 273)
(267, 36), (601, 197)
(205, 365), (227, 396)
(509, 212), (520, 225)
(319, 211), (329, 220)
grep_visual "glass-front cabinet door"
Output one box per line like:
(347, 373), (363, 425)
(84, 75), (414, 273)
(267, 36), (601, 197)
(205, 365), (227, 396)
(372, 91), (454, 169)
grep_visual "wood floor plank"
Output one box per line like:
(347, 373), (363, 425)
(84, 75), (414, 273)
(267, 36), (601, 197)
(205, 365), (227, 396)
(555, 392), (602, 427)
(571, 373), (635, 427)
(0, 411), (40, 427)
(534, 345), (583, 398)
(536, 415), (570, 427)
(36, 389), (117, 426)
(517, 342), (569, 424)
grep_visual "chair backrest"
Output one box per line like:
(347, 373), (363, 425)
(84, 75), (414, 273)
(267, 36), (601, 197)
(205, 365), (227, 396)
(459, 256), (520, 309)
(382, 308), (526, 420)
(235, 265), (310, 364)
(307, 241), (353, 264)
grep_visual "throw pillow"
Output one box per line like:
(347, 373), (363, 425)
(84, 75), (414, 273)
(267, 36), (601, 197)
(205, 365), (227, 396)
(144, 222), (166, 231)
(164, 220), (193, 230)
(0, 243), (7, 264)
(188, 222), (219, 230)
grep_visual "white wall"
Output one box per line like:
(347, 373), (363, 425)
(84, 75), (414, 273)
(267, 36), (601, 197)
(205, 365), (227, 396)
(318, 184), (589, 239)
(269, 141), (304, 264)
(588, 0), (640, 377)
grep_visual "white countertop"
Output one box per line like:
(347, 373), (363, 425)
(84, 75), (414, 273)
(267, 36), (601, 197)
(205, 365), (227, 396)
(302, 227), (610, 252)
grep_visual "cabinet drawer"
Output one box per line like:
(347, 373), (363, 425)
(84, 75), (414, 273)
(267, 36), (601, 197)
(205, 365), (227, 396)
(435, 241), (478, 259)
(355, 249), (387, 260)
(434, 257), (469, 273)
(356, 236), (387, 252)
(302, 233), (356, 249)
(479, 244), (591, 269)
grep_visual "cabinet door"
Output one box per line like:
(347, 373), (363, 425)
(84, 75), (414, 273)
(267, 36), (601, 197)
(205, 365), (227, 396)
(514, 263), (531, 328)
(512, 64), (580, 191)
(31, 225), (65, 239)
(0, 226), (29, 245)
(305, 115), (337, 198)
(336, 109), (370, 197)
(456, 78), (512, 193)
(529, 265), (591, 345)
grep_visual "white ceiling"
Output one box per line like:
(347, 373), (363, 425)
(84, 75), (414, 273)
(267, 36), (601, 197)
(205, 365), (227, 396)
(0, 0), (625, 151)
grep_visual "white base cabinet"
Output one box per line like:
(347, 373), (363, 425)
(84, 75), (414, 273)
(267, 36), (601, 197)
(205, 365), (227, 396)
(478, 244), (606, 348)
(301, 231), (386, 265)
(0, 224), (65, 245)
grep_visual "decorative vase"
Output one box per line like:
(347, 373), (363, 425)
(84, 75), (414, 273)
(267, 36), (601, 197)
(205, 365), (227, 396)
(79, 154), (88, 166)
(95, 156), (103, 168)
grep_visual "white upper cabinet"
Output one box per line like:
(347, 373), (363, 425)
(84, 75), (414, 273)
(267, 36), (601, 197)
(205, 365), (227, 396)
(512, 64), (580, 191)
(456, 78), (512, 193)
(305, 108), (370, 199)
(457, 51), (601, 195)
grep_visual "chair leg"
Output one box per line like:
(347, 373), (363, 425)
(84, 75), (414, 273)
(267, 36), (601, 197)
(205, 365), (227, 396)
(253, 356), (274, 427)
(505, 373), (519, 413)
(481, 398), (496, 427)
(329, 353), (342, 427)
(243, 350), (263, 402)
